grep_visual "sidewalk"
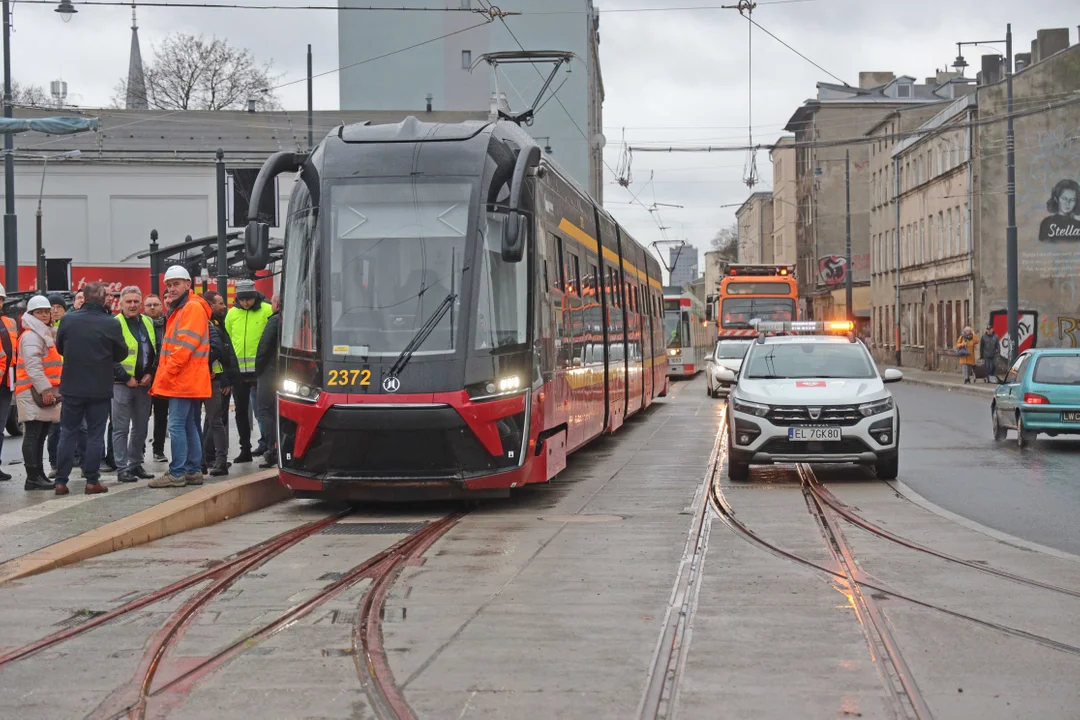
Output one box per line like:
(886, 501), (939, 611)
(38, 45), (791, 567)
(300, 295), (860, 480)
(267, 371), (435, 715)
(879, 364), (996, 398)
(0, 424), (280, 567)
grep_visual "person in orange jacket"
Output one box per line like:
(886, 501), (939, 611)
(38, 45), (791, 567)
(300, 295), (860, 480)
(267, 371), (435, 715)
(149, 266), (213, 488)
(0, 283), (17, 482)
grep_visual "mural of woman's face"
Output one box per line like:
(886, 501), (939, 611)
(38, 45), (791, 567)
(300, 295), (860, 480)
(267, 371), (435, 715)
(1060, 188), (1078, 216)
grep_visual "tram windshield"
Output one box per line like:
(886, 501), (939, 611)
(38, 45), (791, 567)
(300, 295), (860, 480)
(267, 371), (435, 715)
(328, 181), (470, 357)
(664, 309), (689, 348)
(474, 210), (528, 351)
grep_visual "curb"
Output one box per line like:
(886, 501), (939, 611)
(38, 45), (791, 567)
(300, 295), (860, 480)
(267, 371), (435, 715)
(0, 470), (290, 585)
(897, 377), (995, 399)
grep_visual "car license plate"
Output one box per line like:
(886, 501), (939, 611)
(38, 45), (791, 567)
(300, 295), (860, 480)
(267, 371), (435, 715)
(1063, 412), (1080, 422)
(789, 427), (841, 441)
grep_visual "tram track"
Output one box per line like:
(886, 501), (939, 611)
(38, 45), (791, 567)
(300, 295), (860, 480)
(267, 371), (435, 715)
(0, 506), (465, 720)
(705, 426), (1080, 719)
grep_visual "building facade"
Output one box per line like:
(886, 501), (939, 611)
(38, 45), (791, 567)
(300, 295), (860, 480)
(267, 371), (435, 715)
(869, 96), (977, 371)
(770, 137), (797, 265)
(669, 245), (699, 289)
(337, 0), (604, 201)
(976, 34), (1080, 354)
(785, 72), (966, 321)
(735, 192), (774, 264)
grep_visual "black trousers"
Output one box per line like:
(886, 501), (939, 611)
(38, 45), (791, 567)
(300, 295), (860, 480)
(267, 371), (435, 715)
(152, 395), (169, 455)
(203, 381), (229, 466)
(232, 377), (259, 452)
(22, 420), (51, 473)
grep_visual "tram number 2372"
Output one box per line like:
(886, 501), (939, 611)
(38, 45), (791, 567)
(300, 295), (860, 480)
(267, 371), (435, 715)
(326, 369), (373, 387)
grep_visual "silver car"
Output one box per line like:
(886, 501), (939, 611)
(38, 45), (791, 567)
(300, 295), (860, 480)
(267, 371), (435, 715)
(705, 339), (753, 398)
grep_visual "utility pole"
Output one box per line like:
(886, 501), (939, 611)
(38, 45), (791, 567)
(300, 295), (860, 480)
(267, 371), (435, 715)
(1004, 24), (1018, 362)
(3, 0), (17, 292)
(845, 149), (852, 323)
(215, 149), (228, 294)
(306, 44), (314, 151)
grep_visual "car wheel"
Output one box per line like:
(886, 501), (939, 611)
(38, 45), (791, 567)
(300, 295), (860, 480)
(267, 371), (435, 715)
(991, 404), (1005, 441)
(727, 460), (750, 481)
(1016, 414), (1035, 448)
(875, 454), (899, 480)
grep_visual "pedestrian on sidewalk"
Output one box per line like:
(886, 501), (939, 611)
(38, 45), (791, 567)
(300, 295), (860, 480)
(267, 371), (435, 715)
(202, 291), (241, 477)
(0, 283), (19, 483)
(979, 326), (1001, 384)
(16, 296), (61, 491)
(54, 282), (128, 496)
(112, 286), (158, 483)
(255, 294), (282, 469)
(225, 279), (272, 463)
(149, 266), (213, 489)
(955, 326), (977, 385)
(143, 293), (169, 464)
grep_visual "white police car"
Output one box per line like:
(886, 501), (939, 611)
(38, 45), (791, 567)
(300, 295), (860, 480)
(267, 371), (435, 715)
(716, 321), (903, 481)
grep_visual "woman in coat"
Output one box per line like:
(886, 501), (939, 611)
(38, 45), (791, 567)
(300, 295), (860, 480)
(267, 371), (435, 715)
(17, 295), (62, 491)
(955, 326), (978, 385)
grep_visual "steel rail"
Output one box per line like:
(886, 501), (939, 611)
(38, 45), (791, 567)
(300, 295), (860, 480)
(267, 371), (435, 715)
(802, 468), (1080, 599)
(0, 509), (351, 668)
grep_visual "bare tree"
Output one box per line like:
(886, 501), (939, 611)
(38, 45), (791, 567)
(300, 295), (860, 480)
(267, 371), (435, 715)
(710, 223), (739, 264)
(115, 33), (281, 111)
(10, 81), (50, 108)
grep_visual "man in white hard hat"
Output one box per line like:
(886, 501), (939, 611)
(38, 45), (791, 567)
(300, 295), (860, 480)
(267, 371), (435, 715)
(0, 284), (17, 482)
(149, 265), (213, 488)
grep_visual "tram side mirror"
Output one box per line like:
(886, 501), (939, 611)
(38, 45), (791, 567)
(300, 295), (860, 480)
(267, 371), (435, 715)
(501, 212), (526, 263)
(245, 221), (271, 270)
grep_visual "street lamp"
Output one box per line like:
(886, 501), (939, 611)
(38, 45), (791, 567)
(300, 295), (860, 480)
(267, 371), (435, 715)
(953, 25), (1016, 361)
(35, 149), (80, 290)
(4, 0), (78, 293)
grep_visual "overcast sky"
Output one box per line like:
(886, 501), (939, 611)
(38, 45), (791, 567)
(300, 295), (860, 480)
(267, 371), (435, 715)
(8, 0), (1078, 271)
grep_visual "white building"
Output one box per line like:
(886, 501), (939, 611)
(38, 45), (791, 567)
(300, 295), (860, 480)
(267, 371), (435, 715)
(0, 108), (485, 291)
(337, 0), (604, 201)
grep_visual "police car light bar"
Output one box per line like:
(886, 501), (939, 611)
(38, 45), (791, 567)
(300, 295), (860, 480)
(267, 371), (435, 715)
(753, 320), (855, 339)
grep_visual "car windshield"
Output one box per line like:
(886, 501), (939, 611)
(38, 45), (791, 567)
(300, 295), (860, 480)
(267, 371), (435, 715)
(328, 180), (470, 357)
(715, 341), (751, 359)
(744, 342), (876, 379)
(1032, 355), (1080, 385)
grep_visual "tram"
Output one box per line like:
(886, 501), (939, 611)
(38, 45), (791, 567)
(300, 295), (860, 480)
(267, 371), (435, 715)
(664, 291), (714, 378)
(243, 117), (668, 500)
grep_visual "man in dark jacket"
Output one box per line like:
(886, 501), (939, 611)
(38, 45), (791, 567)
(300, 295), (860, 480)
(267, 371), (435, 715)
(55, 282), (128, 494)
(254, 295), (281, 469)
(202, 291), (242, 476)
(979, 326), (1001, 383)
(143, 293), (169, 463)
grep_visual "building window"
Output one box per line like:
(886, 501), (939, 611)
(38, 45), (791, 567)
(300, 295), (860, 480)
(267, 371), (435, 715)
(461, 50), (472, 68)
(946, 208), (954, 255)
(963, 203), (970, 250)
(964, 300), (970, 330)
(938, 212), (944, 256)
(919, 219), (925, 265)
(897, 83), (912, 98)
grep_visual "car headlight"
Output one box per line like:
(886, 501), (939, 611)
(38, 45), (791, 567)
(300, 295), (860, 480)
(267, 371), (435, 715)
(281, 378), (320, 403)
(732, 397), (769, 417)
(858, 397), (894, 417)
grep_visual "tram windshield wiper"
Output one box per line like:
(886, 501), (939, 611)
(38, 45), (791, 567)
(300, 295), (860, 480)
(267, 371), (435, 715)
(387, 292), (457, 379)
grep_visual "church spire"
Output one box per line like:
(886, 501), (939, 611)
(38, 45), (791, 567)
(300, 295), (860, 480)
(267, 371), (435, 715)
(125, 4), (148, 109)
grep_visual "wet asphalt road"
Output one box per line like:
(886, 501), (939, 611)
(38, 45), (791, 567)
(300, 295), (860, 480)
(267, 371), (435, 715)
(893, 382), (1080, 555)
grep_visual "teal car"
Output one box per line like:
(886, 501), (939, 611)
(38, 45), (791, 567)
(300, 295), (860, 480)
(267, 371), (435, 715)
(992, 349), (1080, 447)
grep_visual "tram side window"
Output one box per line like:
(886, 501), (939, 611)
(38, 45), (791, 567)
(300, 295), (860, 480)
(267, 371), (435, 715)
(588, 262), (599, 296)
(554, 235), (566, 293)
(543, 259), (549, 294)
(281, 178), (318, 351)
(609, 268), (620, 308)
(571, 254), (582, 297)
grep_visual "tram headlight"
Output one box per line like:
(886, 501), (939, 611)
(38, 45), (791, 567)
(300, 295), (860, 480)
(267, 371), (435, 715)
(467, 375), (527, 401)
(281, 378), (320, 403)
(497, 375), (521, 392)
(668, 348), (681, 357)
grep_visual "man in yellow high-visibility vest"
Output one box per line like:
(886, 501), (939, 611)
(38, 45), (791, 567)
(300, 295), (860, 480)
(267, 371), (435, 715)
(112, 286), (158, 483)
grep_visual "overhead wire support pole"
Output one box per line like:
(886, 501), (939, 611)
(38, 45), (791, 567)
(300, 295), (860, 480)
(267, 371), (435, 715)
(307, 44), (314, 151)
(845, 149), (852, 323)
(3, 0), (17, 292)
(215, 149), (228, 294)
(1005, 23), (1018, 364)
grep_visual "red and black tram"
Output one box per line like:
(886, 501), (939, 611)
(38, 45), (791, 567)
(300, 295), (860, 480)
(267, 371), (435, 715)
(244, 117), (668, 500)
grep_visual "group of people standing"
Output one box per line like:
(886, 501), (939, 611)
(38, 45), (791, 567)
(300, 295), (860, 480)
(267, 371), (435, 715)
(0, 270), (281, 495)
(954, 325), (1002, 384)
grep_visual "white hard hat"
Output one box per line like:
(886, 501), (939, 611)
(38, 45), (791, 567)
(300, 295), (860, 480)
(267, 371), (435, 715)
(0, 283), (6, 298)
(27, 295), (51, 313)
(164, 265), (192, 282)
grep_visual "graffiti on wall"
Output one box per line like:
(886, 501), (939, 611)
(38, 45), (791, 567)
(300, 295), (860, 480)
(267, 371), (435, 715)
(989, 309), (1038, 358)
(819, 255), (846, 285)
(1057, 317), (1080, 348)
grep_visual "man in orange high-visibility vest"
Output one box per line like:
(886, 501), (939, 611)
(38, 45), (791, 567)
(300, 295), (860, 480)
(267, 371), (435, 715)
(150, 266), (213, 488)
(0, 284), (18, 482)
